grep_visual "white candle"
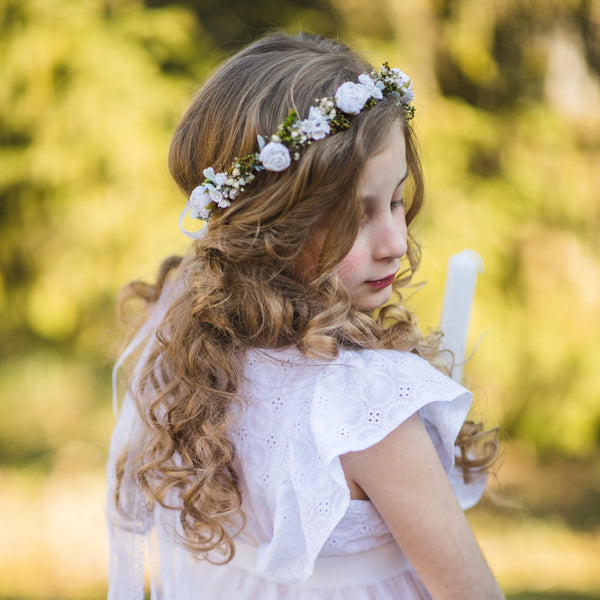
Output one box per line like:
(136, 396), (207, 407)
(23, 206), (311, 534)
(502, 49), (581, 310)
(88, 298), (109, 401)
(440, 250), (484, 382)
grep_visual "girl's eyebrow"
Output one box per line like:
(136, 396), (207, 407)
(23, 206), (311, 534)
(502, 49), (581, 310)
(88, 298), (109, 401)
(397, 169), (409, 187)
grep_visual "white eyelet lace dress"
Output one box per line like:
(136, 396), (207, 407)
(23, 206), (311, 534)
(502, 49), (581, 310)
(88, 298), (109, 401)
(107, 344), (485, 599)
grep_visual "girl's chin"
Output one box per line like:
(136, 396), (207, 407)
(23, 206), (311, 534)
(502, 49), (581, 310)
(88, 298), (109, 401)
(351, 287), (393, 312)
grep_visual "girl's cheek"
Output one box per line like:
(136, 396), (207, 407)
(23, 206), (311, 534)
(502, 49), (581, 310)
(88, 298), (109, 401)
(336, 244), (365, 281)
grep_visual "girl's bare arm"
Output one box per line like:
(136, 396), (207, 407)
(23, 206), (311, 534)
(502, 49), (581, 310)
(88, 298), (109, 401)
(340, 412), (505, 600)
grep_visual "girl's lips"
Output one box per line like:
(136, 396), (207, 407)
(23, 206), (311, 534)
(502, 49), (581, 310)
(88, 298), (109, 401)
(366, 273), (397, 289)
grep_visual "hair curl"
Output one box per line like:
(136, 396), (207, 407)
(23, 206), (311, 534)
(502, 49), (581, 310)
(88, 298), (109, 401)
(114, 32), (498, 563)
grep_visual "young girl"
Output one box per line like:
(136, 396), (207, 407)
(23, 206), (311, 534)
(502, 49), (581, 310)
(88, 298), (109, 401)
(107, 32), (503, 600)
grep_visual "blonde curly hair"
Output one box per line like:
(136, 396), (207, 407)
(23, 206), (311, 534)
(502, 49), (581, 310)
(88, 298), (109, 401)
(113, 32), (498, 563)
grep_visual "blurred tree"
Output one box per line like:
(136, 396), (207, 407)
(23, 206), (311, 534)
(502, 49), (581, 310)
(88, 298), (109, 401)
(417, 0), (600, 454)
(143, 0), (347, 48)
(432, 0), (600, 109)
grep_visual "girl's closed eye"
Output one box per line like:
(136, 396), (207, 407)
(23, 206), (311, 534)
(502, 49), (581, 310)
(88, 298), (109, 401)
(391, 197), (405, 210)
(359, 193), (404, 225)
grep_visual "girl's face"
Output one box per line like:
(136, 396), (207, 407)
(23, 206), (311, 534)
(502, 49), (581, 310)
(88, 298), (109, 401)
(336, 124), (408, 311)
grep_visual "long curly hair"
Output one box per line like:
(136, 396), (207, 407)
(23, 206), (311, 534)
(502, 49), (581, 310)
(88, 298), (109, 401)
(114, 32), (498, 562)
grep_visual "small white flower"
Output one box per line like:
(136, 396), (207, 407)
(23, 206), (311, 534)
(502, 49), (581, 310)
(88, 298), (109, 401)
(259, 142), (291, 172)
(206, 184), (225, 206)
(217, 196), (231, 208)
(334, 81), (370, 114)
(390, 68), (414, 103)
(214, 171), (227, 186)
(300, 106), (331, 140)
(402, 82), (414, 103)
(189, 184), (214, 220)
(232, 168), (240, 177)
(390, 67), (406, 83)
(358, 73), (383, 100)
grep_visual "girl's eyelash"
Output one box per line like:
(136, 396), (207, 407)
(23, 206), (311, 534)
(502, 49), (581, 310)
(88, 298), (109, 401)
(360, 197), (405, 223)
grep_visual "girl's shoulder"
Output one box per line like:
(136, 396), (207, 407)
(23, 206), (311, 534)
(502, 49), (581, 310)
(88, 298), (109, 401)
(243, 346), (471, 471)
(248, 344), (430, 368)
(246, 347), (468, 402)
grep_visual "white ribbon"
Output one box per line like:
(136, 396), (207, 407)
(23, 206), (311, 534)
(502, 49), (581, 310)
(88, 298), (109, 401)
(178, 201), (208, 240)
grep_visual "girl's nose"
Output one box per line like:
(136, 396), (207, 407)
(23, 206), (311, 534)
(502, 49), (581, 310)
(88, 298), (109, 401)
(373, 215), (408, 260)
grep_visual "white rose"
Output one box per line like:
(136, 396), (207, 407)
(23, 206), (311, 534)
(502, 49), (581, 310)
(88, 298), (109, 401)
(300, 106), (331, 140)
(189, 185), (214, 220)
(334, 81), (370, 115)
(259, 141), (291, 172)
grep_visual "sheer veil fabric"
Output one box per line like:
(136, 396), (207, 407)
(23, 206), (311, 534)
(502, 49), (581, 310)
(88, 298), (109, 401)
(107, 284), (176, 600)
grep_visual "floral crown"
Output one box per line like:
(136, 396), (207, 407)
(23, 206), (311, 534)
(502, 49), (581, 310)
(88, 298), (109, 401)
(180, 63), (414, 238)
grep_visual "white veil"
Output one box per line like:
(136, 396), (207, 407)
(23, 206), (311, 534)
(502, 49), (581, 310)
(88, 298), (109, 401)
(106, 283), (176, 599)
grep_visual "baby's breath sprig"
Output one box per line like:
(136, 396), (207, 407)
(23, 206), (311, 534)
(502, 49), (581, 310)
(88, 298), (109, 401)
(182, 65), (415, 237)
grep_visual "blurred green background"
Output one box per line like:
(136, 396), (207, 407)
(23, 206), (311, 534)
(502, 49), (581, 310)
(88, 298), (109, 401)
(1, 0), (599, 598)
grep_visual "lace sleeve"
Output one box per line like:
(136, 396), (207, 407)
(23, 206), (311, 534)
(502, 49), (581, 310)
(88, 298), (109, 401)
(310, 350), (472, 471)
(249, 349), (473, 583)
